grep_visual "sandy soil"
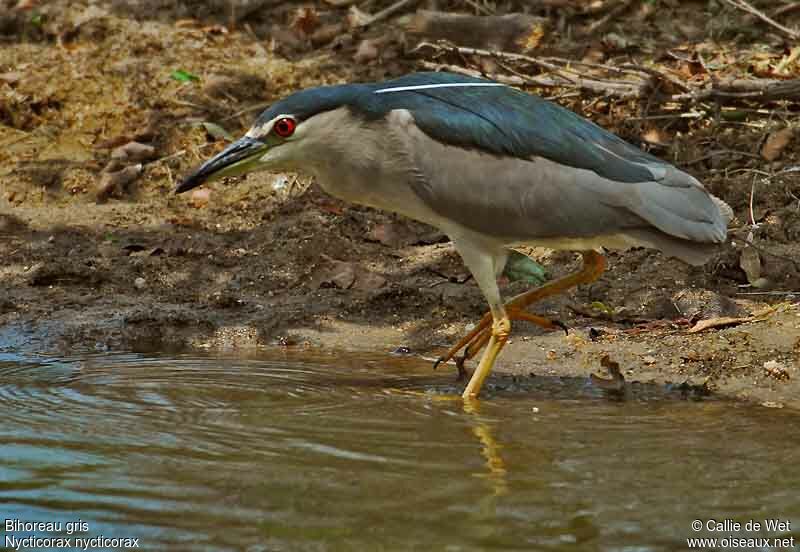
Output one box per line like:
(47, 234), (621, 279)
(1, 0), (798, 407)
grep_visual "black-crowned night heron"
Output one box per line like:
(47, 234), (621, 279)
(178, 71), (732, 399)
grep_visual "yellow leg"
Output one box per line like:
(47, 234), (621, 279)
(506, 250), (606, 311)
(459, 307), (567, 366)
(462, 316), (510, 399)
(439, 251), (606, 372)
(433, 313), (492, 371)
(436, 307), (561, 371)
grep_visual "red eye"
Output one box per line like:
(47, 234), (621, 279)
(273, 117), (296, 138)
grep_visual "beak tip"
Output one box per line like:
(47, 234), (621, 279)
(174, 174), (201, 195)
(173, 136), (263, 196)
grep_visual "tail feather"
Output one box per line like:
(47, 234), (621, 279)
(711, 194), (734, 225)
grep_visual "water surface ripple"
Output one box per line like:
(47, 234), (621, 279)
(1, 350), (798, 551)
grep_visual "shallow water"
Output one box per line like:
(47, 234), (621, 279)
(1, 348), (799, 551)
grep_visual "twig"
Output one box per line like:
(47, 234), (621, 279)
(415, 42), (647, 99)
(554, 57), (644, 77)
(586, 0), (635, 34)
(221, 102), (271, 122)
(419, 61), (526, 85)
(146, 142), (218, 167)
(461, 0), (494, 16)
(773, 2), (800, 18)
(232, 0), (285, 22)
(417, 43), (800, 106)
(722, 0), (800, 40)
(669, 78), (800, 103)
(357, 0), (419, 28)
(620, 63), (691, 92)
(736, 291), (798, 296)
(684, 149), (761, 165)
(628, 111), (705, 121)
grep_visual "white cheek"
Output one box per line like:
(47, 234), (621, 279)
(260, 142), (301, 167)
(246, 124), (270, 140)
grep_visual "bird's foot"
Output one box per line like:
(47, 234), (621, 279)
(462, 317), (512, 400)
(434, 307), (567, 375)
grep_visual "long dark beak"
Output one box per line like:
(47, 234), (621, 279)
(175, 137), (267, 194)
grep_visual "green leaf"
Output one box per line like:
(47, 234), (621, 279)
(590, 301), (614, 315)
(502, 250), (547, 286)
(170, 69), (200, 83)
(30, 13), (43, 26)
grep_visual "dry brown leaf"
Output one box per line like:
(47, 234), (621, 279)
(687, 316), (751, 333)
(352, 271), (386, 291)
(0, 72), (23, 84)
(310, 23), (344, 47)
(582, 44), (605, 64)
(687, 304), (785, 333)
(315, 259), (356, 289)
(111, 141), (156, 162)
(318, 202), (344, 215)
(14, 0), (38, 10)
(95, 135), (134, 150)
(762, 127), (794, 161)
(353, 39), (379, 63)
(590, 355), (625, 390)
(94, 164), (143, 202)
(739, 244), (762, 285)
(774, 46), (800, 77)
(517, 24), (546, 52)
(347, 6), (371, 28)
(641, 127), (670, 146)
(201, 25), (229, 35)
(188, 188), (211, 209)
(175, 19), (201, 28)
(291, 7), (320, 36)
(366, 222), (419, 248)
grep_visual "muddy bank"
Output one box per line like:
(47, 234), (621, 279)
(2, 186), (798, 409)
(1, 0), (799, 408)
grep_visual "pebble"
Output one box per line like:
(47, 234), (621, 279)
(134, 277), (146, 289)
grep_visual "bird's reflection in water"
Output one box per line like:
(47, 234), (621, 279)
(381, 386), (509, 498)
(463, 400), (509, 498)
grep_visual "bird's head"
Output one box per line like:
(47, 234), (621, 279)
(175, 84), (365, 194)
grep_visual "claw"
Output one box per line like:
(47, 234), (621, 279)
(455, 359), (470, 382)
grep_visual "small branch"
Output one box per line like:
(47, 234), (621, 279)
(419, 60), (525, 85)
(667, 78), (800, 103)
(722, 0), (800, 40)
(357, 0), (419, 28)
(586, 0), (635, 34)
(231, 0), (286, 22)
(684, 149), (761, 165)
(416, 42), (800, 107)
(461, 0), (494, 16)
(415, 42), (646, 99)
(773, 2), (800, 18)
(221, 102), (271, 122)
(620, 63), (691, 93)
(736, 290), (798, 296)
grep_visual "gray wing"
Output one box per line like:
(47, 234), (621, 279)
(389, 110), (730, 264)
(359, 71), (664, 183)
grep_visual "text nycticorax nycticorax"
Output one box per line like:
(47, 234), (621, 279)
(178, 72), (732, 399)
